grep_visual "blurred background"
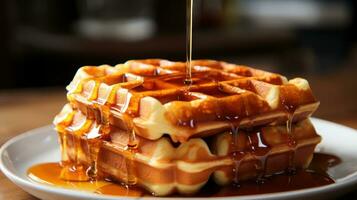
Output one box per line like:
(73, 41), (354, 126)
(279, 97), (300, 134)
(1, 0), (356, 88)
(0, 0), (357, 130)
(0, 1), (357, 198)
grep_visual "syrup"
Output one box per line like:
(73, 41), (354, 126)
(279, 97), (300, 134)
(185, 0), (194, 85)
(62, 74), (140, 186)
(280, 97), (298, 172)
(27, 153), (339, 197)
(230, 123), (242, 183)
(246, 129), (271, 180)
(96, 184), (144, 197)
(56, 111), (93, 182)
(28, 163), (107, 191)
(124, 129), (138, 185)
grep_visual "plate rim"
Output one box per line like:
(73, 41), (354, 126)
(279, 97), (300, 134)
(1, 118), (357, 200)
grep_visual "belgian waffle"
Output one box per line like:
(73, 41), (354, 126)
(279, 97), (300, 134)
(66, 59), (319, 142)
(54, 59), (321, 196)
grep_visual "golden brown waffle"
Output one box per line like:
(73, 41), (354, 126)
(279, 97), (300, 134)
(66, 59), (319, 142)
(54, 104), (321, 196)
(54, 59), (321, 196)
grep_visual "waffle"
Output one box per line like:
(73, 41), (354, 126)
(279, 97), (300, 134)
(54, 59), (321, 196)
(66, 59), (319, 142)
(54, 104), (320, 196)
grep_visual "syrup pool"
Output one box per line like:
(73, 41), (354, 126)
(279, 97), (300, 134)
(27, 153), (339, 197)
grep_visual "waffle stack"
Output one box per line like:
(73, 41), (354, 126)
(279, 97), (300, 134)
(54, 59), (321, 196)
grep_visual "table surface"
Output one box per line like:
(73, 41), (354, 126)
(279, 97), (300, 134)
(1, 67), (357, 199)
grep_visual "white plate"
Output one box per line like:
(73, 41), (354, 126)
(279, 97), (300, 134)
(1, 118), (357, 200)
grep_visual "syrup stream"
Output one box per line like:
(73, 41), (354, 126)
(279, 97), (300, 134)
(185, 0), (194, 85)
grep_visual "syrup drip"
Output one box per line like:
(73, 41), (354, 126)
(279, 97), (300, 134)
(247, 132), (260, 180)
(255, 130), (269, 180)
(84, 86), (113, 180)
(58, 78), (113, 182)
(125, 129), (138, 185)
(27, 153), (339, 197)
(86, 130), (103, 179)
(58, 132), (69, 164)
(55, 107), (91, 182)
(281, 98), (298, 173)
(64, 59), (141, 187)
(286, 114), (297, 174)
(230, 123), (241, 184)
(59, 121), (94, 182)
(185, 0), (194, 86)
(286, 113), (294, 134)
(245, 129), (271, 182)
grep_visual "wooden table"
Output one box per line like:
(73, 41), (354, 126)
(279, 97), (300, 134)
(0, 89), (66, 200)
(1, 67), (357, 199)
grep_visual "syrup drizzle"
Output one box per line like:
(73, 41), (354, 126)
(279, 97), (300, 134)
(55, 107), (91, 182)
(61, 77), (139, 186)
(185, 0), (194, 85)
(230, 123), (241, 184)
(281, 98), (298, 173)
(255, 130), (269, 180)
(125, 129), (138, 185)
(247, 131), (260, 181)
